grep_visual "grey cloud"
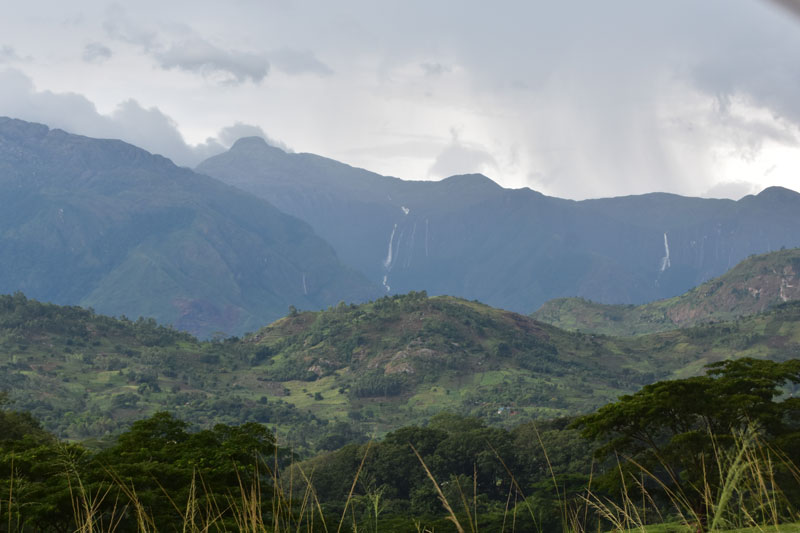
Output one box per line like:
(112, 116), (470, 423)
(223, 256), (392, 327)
(156, 38), (269, 84)
(0, 69), (106, 134)
(0, 46), (20, 63)
(104, 5), (268, 84)
(3, 1), (799, 200)
(0, 69), (286, 166)
(692, 53), (800, 128)
(108, 99), (195, 160)
(83, 42), (112, 63)
(312, 1), (799, 198)
(420, 62), (450, 77)
(717, 109), (799, 163)
(0, 68), (194, 163)
(103, 4), (159, 51)
(765, 0), (800, 20)
(268, 48), (332, 76)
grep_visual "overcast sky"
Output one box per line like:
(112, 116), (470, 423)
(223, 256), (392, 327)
(1, 1), (798, 200)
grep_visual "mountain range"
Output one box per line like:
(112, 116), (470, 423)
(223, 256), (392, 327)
(3, 116), (800, 337)
(0, 117), (378, 337)
(197, 137), (800, 317)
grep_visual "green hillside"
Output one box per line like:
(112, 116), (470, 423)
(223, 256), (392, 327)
(5, 289), (800, 450)
(532, 248), (800, 335)
(0, 293), (328, 444)
(245, 291), (660, 433)
(245, 292), (800, 434)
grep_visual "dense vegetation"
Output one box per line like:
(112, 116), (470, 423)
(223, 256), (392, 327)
(0, 293), (341, 447)
(3, 289), (800, 451)
(1, 359), (798, 531)
(532, 248), (800, 336)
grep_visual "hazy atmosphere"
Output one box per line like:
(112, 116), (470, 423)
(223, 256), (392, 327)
(1, 0), (799, 199)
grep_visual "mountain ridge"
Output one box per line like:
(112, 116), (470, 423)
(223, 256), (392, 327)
(0, 117), (380, 337)
(532, 248), (800, 335)
(197, 138), (800, 315)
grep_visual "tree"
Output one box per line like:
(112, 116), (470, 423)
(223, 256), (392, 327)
(95, 412), (278, 529)
(574, 358), (800, 529)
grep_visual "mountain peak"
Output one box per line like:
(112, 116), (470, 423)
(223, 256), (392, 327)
(739, 186), (800, 208)
(440, 173), (502, 190)
(756, 186), (800, 200)
(230, 136), (285, 154)
(0, 116), (51, 140)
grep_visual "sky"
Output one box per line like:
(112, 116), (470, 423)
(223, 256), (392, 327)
(1, 1), (799, 200)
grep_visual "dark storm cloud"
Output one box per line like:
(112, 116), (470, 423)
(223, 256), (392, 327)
(83, 42), (112, 63)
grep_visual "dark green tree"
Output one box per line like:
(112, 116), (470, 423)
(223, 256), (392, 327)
(94, 412), (277, 530)
(575, 358), (800, 529)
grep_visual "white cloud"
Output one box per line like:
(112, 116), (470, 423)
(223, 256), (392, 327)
(0, 69), (287, 166)
(703, 181), (760, 200)
(428, 130), (498, 179)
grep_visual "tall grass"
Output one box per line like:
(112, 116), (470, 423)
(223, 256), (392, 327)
(579, 426), (800, 532)
(6, 427), (800, 532)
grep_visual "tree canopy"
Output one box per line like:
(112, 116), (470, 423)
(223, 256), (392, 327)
(575, 357), (800, 527)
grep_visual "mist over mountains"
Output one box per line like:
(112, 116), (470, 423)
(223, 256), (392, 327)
(3, 116), (800, 336)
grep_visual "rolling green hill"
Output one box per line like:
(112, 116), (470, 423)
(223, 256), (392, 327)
(4, 289), (800, 449)
(532, 248), (800, 335)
